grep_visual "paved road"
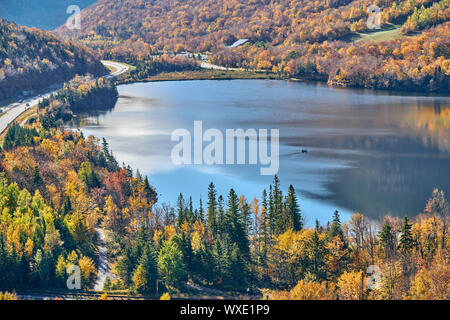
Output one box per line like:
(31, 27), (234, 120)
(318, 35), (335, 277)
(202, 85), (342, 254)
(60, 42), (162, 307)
(0, 93), (53, 134)
(0, 60), (129, 134)
(200, 61), (230, 71)
(94, 228), (114, 291)
(101, 60), (130, 79)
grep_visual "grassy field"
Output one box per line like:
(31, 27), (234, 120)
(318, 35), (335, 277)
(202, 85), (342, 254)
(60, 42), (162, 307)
(120, 69), (279, 83)
(354, 24), (404, 43)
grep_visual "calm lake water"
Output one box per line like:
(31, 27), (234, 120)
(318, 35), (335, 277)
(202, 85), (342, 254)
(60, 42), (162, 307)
(72, 80), (450, 224)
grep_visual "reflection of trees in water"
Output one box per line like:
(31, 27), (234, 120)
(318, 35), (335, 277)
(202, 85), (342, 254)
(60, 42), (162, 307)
(67, 102), (117, 128)
(295, 99), (450, 220)
(402, 102), (450, 152)
(326, 155), (450, 220)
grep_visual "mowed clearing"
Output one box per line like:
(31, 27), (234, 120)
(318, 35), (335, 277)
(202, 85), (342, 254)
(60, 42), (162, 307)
(354, 24), (404, 43)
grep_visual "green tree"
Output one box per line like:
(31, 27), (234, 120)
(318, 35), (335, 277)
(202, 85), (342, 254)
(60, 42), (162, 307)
(285, 184), (302, 231)
(207, 182), (218, 237)
(271, 176), (284, 235)
(78, 162), (100, 189)
(379, 221), (396, 259)
(158, 239), (186, 284)
(328, 210), (345, 243)
(398, 217), (415, 254)
(176, 193), (186, 226)
(224, 189), (250, 259)
(307, 230), (327, 281)
(134, 244), (158, 294)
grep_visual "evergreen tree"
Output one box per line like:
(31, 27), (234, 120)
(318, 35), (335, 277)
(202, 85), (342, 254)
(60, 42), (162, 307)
(328, 210), (345, 243)
(187, 196), (194, 223)
(207, 182), (218, 237)
(225, 189), (250, 259)
(117, 243), (135, 285)
(261, 189), (269, 263)
(136, 244), (158, 294)
(285, 184), (302, 231)
(198, 197), (205, 223)
(217, 195), (225, 237)
(32, 166), (43, 188)
(143, 176), (157, 203)
(271, 176), (284, 235)
(379, 221), (396, 259)
(62, 196), (72, 215)
(239, 196), (251, 236)
(177, 193), (186, 226)
(398, 216), (416, 254)
(196, 240), (216, 283)
(268, 185), (274, 234)
(307, 230), (327, 281)
(177, 232), (195, 276)
(158, 239), (187, 284)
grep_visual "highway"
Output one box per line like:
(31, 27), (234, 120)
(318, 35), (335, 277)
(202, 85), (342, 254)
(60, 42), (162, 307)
(0, 61), (129, 299)
(0, 60), (129, 134)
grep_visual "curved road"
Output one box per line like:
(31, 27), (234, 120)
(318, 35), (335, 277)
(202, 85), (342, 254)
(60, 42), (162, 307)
(0, 60), (129, 134)
(0, 61), (128, 294)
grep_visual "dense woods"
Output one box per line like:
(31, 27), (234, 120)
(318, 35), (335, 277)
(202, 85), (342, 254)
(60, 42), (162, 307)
(128, 56), (200, 81)
(0, 19), (107, 101)
(0, 0), (448, 301)
(55, 0), (450, 91)
(99, 178), (448, 299)
(212, 22), (449, 91)
(0, 77), (143, 291)
(37, 75), (118, 128)
(1, 75), (447, 298)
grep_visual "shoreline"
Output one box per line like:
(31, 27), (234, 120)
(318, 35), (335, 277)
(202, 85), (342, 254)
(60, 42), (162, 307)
(115, 74), (450, 99)
(114, 68), (450, 97)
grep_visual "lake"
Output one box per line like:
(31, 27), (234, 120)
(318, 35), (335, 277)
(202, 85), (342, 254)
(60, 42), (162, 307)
(71, 80), (450, 224)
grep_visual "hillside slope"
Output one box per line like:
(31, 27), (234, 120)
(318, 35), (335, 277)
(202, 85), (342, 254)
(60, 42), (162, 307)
(0, 19), (107, 101)
(55, 0), (449, 92)
(55, 0), (446, 52)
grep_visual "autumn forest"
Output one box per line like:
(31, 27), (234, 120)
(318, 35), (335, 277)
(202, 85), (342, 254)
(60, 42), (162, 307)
(0, 0), (449, 303)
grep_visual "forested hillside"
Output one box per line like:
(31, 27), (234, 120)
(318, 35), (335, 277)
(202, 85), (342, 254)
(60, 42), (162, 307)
(0, 19), (107, 101)
(55, 0), (449, 92)
(0, 77), (130, 290)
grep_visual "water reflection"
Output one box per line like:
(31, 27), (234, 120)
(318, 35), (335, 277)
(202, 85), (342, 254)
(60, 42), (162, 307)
(70, 80), (450, 222)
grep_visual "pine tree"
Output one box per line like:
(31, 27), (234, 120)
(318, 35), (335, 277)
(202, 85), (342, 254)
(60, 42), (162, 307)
(328, 210), (345, 243)
(261, 189), (269, 264)
(198, 196), (205, 223)
(268, 185), (274, 234)
(285, 184), (302, 231)
(379, 221), (396, 259)
(143, 176), (157, 203)
(217, 195), (225, 238)
(272, 176), (284, 235)
(307, 230), (327, 281)
(398, 216), (415, 254)
(177, 193), (186, 226)
(225, 189), (250, 259)
(62, 196), (72, 215)
(239, 196), (251, 236)
(177, 232), (195, 275)
(117, 244), (135, 285)
(187, 196), (194, 223)
(32, 165), (43, 188)
(207, 182), (218, 237)
(137, 244), (158, 294)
